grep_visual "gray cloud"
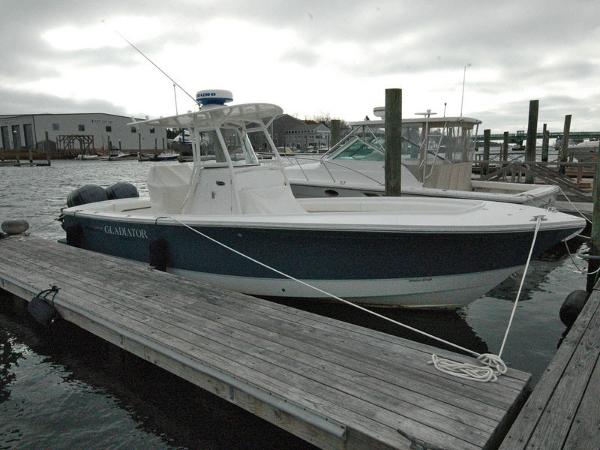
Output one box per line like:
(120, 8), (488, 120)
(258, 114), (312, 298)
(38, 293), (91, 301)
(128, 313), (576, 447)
(0, 0), (598, 131)
(0, 87), (126, 115)
(280, 48), (320, 66)
(471, 93), (600, 132)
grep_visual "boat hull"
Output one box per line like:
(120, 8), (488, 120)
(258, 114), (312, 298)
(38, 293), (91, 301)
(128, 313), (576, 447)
(62, 214), (576, 308)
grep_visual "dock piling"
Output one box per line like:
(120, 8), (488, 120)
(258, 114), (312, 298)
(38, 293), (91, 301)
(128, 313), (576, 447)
(482, 129), (490, 178)
(330, 119), (341, 148)
(525, 100), (539, 183)
(44, 131), (51, 165)
(502, 131), (509, 163)
(541, 123), (549, 162)
(384, 88), (402, 196)
(560, 115), (572, 174)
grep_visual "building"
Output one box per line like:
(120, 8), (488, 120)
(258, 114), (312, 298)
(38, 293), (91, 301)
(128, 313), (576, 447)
(0, 113), (168, 157)
(250, 114), (331, 152)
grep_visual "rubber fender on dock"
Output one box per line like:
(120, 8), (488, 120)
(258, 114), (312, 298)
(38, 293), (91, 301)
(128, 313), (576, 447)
(67, 185), (108, 208)
(1, 219), (29, 235)
(149, 238), (169, 272)
(560, 290), (589, 327)
(63, 222), (84, 248)
(28, 286), (60, 327)
(106, 182), (139, 200)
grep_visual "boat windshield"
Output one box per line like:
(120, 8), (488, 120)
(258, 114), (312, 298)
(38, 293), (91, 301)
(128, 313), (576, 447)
(334, 137), (384, 161)
(197, 128), (259, 166)
(331, 117), (479, 165)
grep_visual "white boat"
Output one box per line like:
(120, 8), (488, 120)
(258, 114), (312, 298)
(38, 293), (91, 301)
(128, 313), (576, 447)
(75, 153), (99, 160)
(284, 110), (559, 207)
(60, 91), (584, 308)
(569, 140), (599, 162)
(138, 151), (180, 161)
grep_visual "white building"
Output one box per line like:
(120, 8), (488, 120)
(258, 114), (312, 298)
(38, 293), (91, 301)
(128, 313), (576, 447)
(0, 113), (167, 155)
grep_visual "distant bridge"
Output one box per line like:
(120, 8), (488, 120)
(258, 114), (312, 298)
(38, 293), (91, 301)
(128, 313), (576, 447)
(485, 131), (600, 141)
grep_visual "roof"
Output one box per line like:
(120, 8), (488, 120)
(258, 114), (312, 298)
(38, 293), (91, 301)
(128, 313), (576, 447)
(0, 112), (147, 121)
(349, 116), (482, 128)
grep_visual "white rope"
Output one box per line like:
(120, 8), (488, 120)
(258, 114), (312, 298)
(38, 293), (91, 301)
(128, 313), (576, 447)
(430, 354), (507, 382)
(563, 241), (600, 276)
(558, 187), (593, 225)
(499, 216), (542, 356)
(164, 214), (544, 382)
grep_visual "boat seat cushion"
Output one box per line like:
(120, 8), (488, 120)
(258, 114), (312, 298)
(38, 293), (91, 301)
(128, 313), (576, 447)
(236, 167), (306, 214)
(423, 162), (472, 191)
(147, 164), (193, 213)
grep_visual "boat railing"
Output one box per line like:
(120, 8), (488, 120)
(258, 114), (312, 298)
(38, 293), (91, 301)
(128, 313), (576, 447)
(282, 155), (384, 186)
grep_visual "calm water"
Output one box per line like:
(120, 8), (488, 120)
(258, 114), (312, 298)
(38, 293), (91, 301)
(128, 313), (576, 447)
(0, 160), (588, 449)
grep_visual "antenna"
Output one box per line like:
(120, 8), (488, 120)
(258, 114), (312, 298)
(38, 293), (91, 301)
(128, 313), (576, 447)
(106, 22), (198, 107)
(459, 63), (471, 117)
(173, 83), (179, 115)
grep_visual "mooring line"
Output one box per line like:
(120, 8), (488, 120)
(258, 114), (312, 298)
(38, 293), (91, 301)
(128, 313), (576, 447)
(165, 215), (544, 382)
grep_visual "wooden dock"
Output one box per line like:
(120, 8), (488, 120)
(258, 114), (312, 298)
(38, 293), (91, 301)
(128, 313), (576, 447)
(0, 235), (531, 449)
(500, 288), (600, 449)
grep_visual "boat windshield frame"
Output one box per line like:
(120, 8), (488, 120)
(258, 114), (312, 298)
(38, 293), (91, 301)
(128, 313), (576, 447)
(131, 103), (284, 170)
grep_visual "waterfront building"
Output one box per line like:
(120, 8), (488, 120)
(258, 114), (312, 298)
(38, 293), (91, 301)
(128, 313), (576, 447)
(250, 114), (331, 152)
(0, 113), (167, 157)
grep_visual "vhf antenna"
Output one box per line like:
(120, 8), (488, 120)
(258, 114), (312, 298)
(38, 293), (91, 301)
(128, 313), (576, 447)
(106, 23), (198, 109)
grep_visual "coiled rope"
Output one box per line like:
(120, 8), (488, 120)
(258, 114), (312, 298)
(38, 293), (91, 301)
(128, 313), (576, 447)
(166, 214), (544, 382)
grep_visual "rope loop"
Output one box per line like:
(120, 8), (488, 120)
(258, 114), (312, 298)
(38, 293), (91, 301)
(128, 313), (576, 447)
(430, 353), (507, 382)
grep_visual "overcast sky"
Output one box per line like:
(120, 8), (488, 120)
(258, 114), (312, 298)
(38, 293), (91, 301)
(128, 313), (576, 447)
(1, 0), (598, 132)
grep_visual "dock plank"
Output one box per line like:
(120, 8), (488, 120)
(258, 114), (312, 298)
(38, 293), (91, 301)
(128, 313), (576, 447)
(11, 238), (528, 394)
(0, 247), (487, 448)
(0, 236), (530, 449)
(5, 239), (526, 410)
(561, 357), (600, 450)
(500, 289), (600, 449)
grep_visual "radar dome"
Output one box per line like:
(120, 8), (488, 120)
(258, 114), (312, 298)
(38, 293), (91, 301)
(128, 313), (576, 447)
(196, 89), (233, 108)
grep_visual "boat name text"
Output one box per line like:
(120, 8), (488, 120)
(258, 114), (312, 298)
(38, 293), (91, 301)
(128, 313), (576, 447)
(103, 225), (148, 239)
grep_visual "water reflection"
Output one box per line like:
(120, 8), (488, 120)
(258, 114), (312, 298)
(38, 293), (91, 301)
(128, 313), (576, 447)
(0, 323), (22, 403)
(0, 297), (311, 450)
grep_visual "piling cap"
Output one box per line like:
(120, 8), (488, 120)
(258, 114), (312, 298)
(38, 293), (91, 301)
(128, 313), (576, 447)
(196, 89), (233, 108)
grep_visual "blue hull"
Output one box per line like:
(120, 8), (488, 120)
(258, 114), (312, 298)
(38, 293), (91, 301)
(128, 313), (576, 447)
(62, 215), (574, 281)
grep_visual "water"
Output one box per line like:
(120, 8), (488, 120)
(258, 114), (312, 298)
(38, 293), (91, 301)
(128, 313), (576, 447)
(0, 160), (588, 448)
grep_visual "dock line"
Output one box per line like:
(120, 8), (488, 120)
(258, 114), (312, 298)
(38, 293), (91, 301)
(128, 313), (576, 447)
(164, 214), (545, 382)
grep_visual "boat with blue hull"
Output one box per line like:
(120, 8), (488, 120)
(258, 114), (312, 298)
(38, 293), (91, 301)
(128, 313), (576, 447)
(61, 90), (585, 308)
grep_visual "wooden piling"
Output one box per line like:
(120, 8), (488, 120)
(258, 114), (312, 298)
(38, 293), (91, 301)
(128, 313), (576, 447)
(330, 120), (341, 148)
(385, 88), (402, 196)
(525, 100), (539, 183)
(541, 123), (549, 163)
(559, 115), (572, 175)
(482, 129), (490, 178)
(44, 131), (51, 165)
(502, 131), (509, 162)
(587, 144), (600, 292)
